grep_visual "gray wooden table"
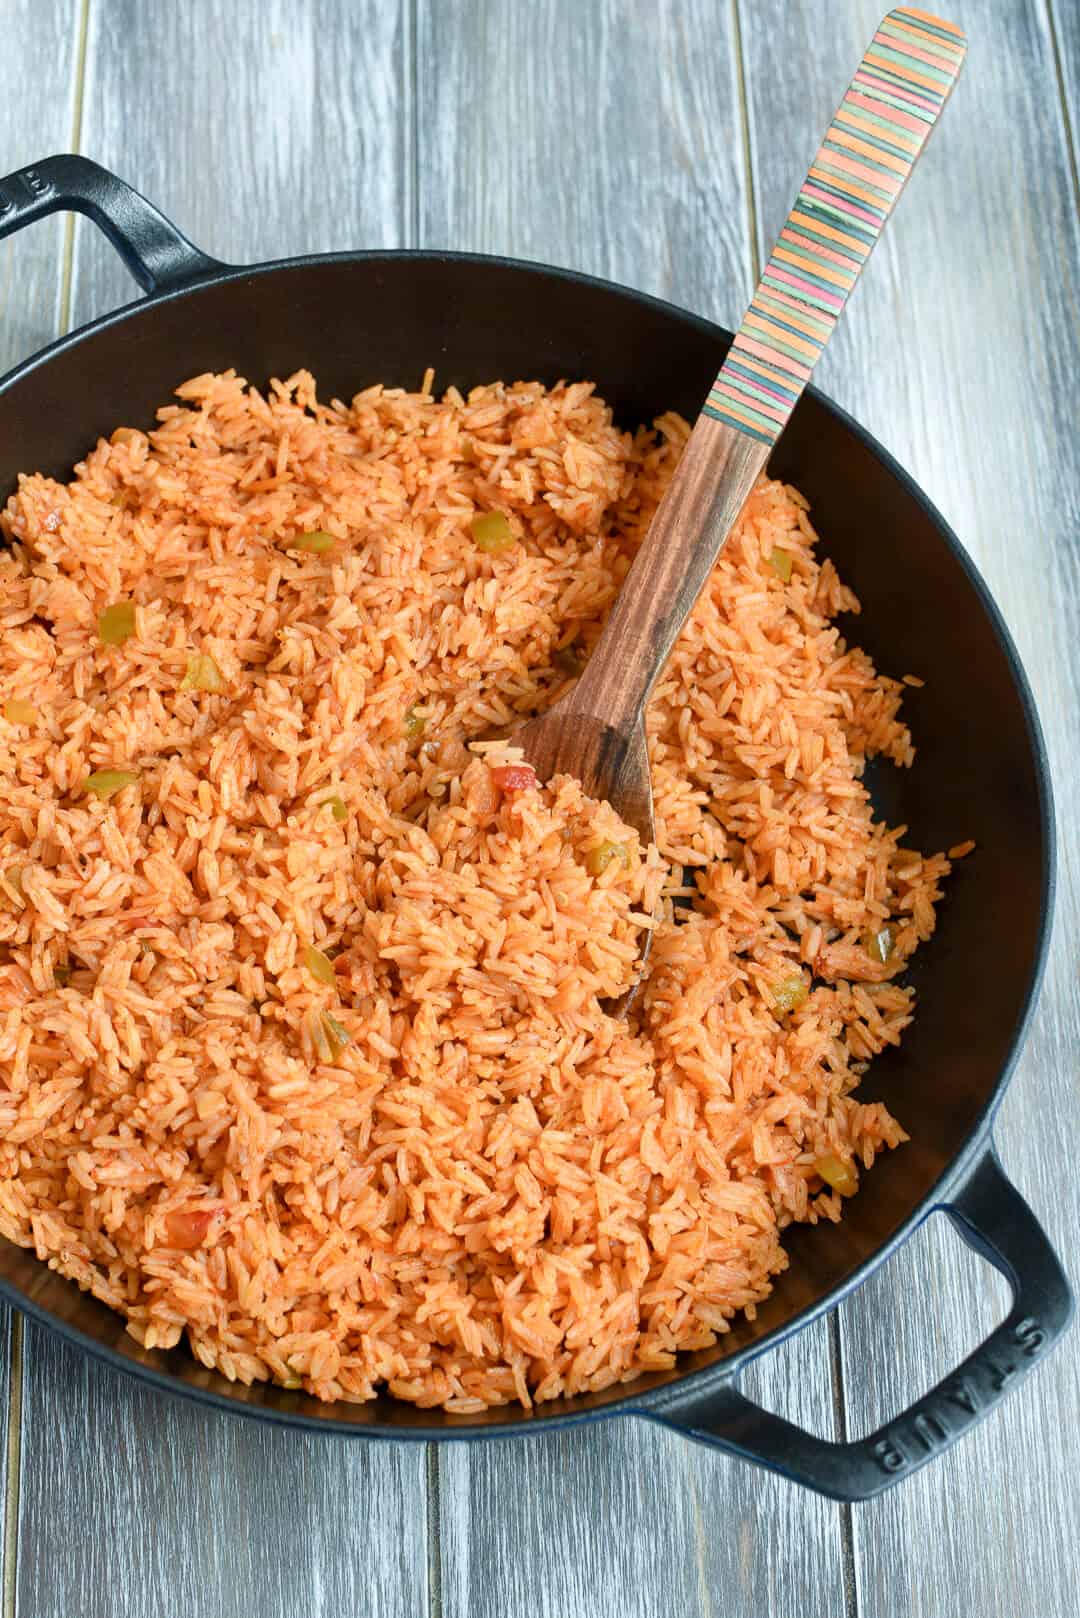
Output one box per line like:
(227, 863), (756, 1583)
(1, 1), (1078, 1614)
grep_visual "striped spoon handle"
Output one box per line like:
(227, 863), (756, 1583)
(560, 8), (965, 748)
(707, 6), (967, 444)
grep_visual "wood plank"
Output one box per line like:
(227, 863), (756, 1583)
(1048, 0), (1080, 188)
(7, 3), (1074, 1617)
(419, 3), (847, 1612)
(440, 1333), (847, 1618)
(70, 0), (414, 327)
(18, 1328), (428, 1618)
(0, 0), (87, 1604)
(739, 3), (1080, 1614)
(417, 0), (752, 313)
(0, 0), (81, 372)
(14, 6), (430, 1618)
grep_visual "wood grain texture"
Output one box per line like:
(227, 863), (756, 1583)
(520, 419), (769, 843)
(69, 0), (414, 328)
(1048, 0), (1080, 193)
(419, 3), (848, 1613)
(573, 417), (769, 737)
(5, 2), (1080, 1616)
(12, 7), (430, 1618)
(439, 1332), (848, 1618)
(740, 2), (1080, 1614)
(0, 0), (87, 1606)
(417, 0), (752, 321)
(17, 1327), (427, 1618)
(0, 0), (81, 370)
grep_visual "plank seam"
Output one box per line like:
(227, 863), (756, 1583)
(2, 1317), (23, 1618)
(426, 1443), (443, 1618)
(407, 0), (420, 249)
(10, 4), (91, 1609)
(1046, 0), (1080, 215)
(58, 0), (91, 332)
(829, 1311), (860, 1618)
(729, 0), (762, 286)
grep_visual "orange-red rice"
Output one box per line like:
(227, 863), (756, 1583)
(0, 370), (951, 1410)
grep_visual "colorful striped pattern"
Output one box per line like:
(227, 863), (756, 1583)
(705, 8), (966, 445)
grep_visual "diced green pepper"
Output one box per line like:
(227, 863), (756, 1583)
(470, 511), (514, 553)
(85, 769), (140, 799)
(98, 601), (136, 645)
(321, 1012), (351, 1060)
(180, 653), (226, 693)
(816, 1153), (858, 1196)
(586, 841), (630, 877)
(287, 530), (335, 553)
(303, 944), (336, 986)
(771, 974), (808, 1014)
(864, 926), (894, 965)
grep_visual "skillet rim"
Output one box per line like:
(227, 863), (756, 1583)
(0, 247), (1057, 1438)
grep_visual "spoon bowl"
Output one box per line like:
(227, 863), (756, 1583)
(516, 711), (654, 844)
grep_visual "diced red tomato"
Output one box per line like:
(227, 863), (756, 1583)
(489, 763), (537, 794)
(116, 910), (158, 931)
(0, 965), (34, 1009)
(164, 1208), (217, 1250)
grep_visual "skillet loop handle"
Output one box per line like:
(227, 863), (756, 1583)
(0, 154), (223, 295)
(645, 1151), (1073, 1502)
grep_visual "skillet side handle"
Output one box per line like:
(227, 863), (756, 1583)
(642, 1150), (1073, 1502)
(0, 154), (224, 295)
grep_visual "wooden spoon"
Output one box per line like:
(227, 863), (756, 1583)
(518, 5), (965, 985)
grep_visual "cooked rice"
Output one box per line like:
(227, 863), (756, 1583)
(0, 370), (952, 1410)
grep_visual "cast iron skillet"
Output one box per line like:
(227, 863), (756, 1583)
(0, 156), (1071, 1502)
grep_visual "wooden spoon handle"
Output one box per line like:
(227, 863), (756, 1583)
(572, 7), (966, 736)
(707, 6), (966, 445)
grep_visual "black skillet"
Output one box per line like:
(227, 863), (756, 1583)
(0, 156), (1070, 1501)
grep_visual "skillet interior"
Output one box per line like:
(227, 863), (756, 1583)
(0, 255), (1050, 1433)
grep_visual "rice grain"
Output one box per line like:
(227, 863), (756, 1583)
(0, 370), (952, 1408)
